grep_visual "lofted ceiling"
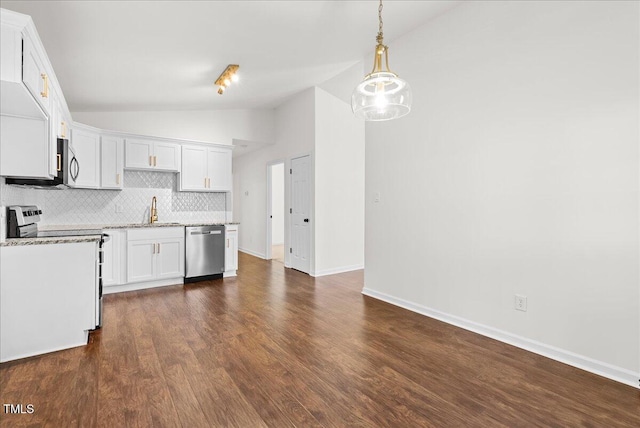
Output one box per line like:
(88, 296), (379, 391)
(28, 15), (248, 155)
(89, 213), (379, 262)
(1, 1), (458, 112)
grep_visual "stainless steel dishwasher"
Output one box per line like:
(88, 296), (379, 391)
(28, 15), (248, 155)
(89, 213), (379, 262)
(185, 225), (225, 283)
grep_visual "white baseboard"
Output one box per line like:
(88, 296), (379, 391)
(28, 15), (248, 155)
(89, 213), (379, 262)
(311, 264), (364, 277)
(239, 247), (266, 259)
(362, 288), (639, 389)
(103, 278), (183, 294)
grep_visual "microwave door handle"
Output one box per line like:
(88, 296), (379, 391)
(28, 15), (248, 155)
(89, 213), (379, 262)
(70, 157), (79, 181)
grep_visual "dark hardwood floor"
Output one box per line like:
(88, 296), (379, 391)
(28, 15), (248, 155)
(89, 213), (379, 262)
(1, 252), (638, 427)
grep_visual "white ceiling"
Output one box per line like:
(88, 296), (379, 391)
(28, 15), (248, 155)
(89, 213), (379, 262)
(2, 0), (458, 112)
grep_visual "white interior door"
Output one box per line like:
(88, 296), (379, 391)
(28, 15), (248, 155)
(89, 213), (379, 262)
(290, 155), (311, 273)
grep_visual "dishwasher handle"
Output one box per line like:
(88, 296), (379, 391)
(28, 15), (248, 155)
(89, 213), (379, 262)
(189, 230), (222, 235)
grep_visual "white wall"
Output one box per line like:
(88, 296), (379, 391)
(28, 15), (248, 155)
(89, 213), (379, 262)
(318, 61), (363, 105)
(271, 163), (285, 245)
(233, 85), (366, 275)
(233, 88), (315, 259)
(72, 109), (275, 146)
(363, 1), (639, 386)
(314, 87), (365, 275)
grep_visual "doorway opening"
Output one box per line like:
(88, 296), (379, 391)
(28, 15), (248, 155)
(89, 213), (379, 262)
(267, 162), (285, 264)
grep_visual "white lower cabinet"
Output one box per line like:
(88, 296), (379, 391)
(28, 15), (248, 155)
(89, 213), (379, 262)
(0, 241), (98, 362)
(156, 238), (184, 279)
(102, 229), (126, 286)
(126, 227), (184, 284)
(224, 224), (239, 276)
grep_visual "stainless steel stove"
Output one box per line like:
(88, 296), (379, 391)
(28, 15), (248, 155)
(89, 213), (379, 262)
(7, 205), (42, 238)
(6, 205), (105, 329)
(7, 205), (102, 238)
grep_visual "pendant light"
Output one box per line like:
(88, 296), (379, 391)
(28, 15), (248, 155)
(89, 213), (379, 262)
(351, 0), (412, 121)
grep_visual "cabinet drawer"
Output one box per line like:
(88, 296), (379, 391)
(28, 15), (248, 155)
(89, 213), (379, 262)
(127, 227), (184, 241)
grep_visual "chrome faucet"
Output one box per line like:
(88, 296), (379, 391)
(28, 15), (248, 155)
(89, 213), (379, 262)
(150, 196), (158, 224)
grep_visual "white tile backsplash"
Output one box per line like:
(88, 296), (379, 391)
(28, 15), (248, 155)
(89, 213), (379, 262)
(0, 171), (228, 226)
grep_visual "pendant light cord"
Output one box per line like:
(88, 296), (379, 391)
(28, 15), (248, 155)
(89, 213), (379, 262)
(377, 0), (384, 44)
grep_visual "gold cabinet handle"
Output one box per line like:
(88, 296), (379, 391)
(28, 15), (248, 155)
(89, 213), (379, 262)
(57, 154), (61, 171)
(116, 173), (120, 185)
(227, 238), (229, 248)
(152, 243), (156, 254)
(204, 177), (207, 188)
(157, 243), (160, 253)
(40, 73), (49, 98)
(149, 155), (153, 166)
(153, 156), (157, 167)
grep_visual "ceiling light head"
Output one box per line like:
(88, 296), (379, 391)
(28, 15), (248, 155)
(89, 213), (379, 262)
(352, 0), (412, 121)
(214, 64), (240, 95)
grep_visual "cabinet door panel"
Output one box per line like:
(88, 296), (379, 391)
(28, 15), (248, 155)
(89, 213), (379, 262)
(225, 227), (238, 271)
(127, 240), (156, 283)
(22, 37), (50, 114)
(102, 231), (120, 286)
(125, 139), (153, 169)
(71, 129), (101, 188)
(207, 148), (232, 192)
(154, 142), (180, 171)
(180, 145), (207, 191)
(156, 238), (184, 279)
(101, 136), (124, 189)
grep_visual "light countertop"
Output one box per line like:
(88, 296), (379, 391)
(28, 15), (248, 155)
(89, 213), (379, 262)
(0, 235), (102, 247)
(38, 222), (240, 231)
(1, 222), (239, 246)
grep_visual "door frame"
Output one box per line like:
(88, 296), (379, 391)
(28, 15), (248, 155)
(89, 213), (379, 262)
(265, 159), (286, 261)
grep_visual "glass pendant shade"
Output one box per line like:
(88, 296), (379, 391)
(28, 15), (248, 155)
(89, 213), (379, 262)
(352, 71), (412, 121)
(351, 0), (412, 122)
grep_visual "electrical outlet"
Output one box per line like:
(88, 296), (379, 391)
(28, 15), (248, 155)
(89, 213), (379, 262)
(374, 192), (381, 203)
(515, 294), (527, 312)
(115, 204), (123, 213)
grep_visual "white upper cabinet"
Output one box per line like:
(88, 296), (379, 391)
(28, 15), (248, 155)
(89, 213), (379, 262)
(101, 135), (124, 189)
(179, 144), (232, 192)
(124, 138), (153, 170)
(0, 9), (70, 179)
(180, 145), (208, 191)
(21, 35), (51, 116)
(154, 141), (181, 171)
(125, 138), (180, 172)
(207, 147), (232, 192)
(70, 128), (101, 189)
